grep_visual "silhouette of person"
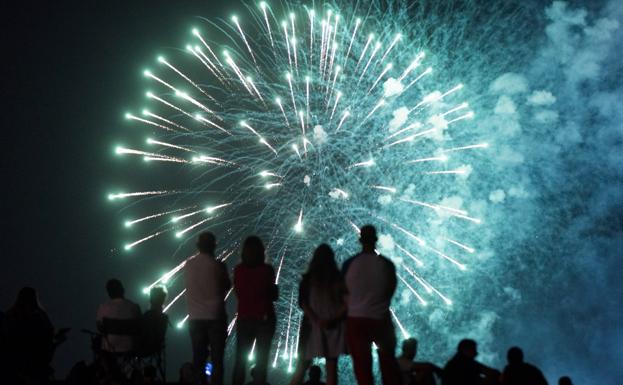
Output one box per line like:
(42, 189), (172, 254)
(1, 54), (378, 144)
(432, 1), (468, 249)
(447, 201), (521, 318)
(343, 224), (402, 385)
(4, 287), (54, 385)
(558, 376), (573, 385)
(96, 279), (141, 354)
(442, 339), (500, 385)
(232, 236), (278, 385)
(501, 347), (548, 385)
(246, 365), (272, 385)
(289, 244), (347, 385)
(398, 338), (442, 385)
(303, 365), (327, 385)
(184, 231), (231, 385)
(140, 285), (169, 357)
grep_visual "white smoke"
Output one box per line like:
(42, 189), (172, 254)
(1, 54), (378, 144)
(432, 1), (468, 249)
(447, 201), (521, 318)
(383, 77), (404, 97)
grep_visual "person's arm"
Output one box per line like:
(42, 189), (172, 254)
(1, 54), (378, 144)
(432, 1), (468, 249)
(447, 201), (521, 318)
(536, 368), (549, 385)
(232, 265), (240, 295)
(269, 265), (279, 302)
(413, 362), (442, 374)
(96, 304), (104, 333)
(331, 281), (348, 323)
(221, 262), (232, 294)
(298, 277), (320, 324)
(386, 257), (397, 298)
(133, 302), (142, 319)
(476, 361), (501, 382)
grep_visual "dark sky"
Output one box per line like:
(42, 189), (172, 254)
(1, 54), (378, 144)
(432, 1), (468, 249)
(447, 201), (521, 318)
(3, 1), (622, 383)
(1, 0), (232, 377)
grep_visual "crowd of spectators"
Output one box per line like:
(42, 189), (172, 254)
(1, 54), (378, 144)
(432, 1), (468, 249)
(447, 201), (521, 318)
(1, 225), (576, 385)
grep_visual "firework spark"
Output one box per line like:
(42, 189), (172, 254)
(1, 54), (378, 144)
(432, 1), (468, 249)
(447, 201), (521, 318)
(110, 0), (487, 375)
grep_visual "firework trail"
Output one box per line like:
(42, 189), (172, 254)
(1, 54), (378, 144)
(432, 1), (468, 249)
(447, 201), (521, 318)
(110, 0), (490, 376)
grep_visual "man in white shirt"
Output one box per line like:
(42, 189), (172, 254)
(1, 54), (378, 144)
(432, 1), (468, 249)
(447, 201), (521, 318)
(96, 279), (141, 353)
(184, 231), (231, 385)
(343, 225), (402, 385)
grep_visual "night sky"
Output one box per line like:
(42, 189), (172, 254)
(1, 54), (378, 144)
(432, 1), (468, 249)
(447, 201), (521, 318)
(1, 0), (233, 377)
(2, 0), (622, 383)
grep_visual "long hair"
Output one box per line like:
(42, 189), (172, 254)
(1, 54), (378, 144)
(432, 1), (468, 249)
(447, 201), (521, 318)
(304, 244), (340, 285)
(241, 235), (265, 267)
(9, 287), (43, 317)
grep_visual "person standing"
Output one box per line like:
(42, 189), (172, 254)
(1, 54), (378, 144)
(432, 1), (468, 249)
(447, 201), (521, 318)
(288, 244), (347, 385)
(343, 224), (402, 385)
(5, 287), (54, 385)
(184, 231), (231, 385)
(232, 236), (278, 385)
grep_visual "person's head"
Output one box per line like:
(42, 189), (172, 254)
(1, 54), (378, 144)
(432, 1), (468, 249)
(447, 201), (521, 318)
(13, 287), (40, 311)
(241, 235), (265, 267)
(558, 376), (573, 385)
(458, 339), (478, 359)
(359, 224), (378, 248)
(106, 279), (125, 299)
(306, 244), (339, 284)
(308, 365), (322, 382)
(197, 231), (217, 255)
(249, 365), (257, 379)
(401, 338), (418, 359)
(149, 286), (167, 309)
(507, 346), (524, 365)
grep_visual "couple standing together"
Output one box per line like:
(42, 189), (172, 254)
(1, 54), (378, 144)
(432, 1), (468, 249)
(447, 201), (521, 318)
(185, 225), (402, 385)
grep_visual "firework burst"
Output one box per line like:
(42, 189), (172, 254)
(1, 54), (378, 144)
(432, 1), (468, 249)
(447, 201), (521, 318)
(110, 0), (487, 373)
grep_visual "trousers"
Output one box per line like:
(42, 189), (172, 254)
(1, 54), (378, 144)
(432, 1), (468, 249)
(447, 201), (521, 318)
(346, 316), (403, 385)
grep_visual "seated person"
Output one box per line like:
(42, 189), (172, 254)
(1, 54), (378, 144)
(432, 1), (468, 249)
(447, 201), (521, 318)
(246, 365), (272, 385)
(303, 365), (326, 385)
(96, 279), (141, 354)
(501, 347), (548, 385)
(398, 338), (442, 385)
(442, 339), (500, 385)
(140, 286), (169, 356)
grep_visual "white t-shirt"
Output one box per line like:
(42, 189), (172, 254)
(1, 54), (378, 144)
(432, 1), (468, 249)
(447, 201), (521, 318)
(96, 298), (141, 353)
(184, 253), (230, 320)
(344, 252), (396, 319)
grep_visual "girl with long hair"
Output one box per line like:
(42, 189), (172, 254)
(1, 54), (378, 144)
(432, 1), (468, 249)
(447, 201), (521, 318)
(232, 236), (278, 385)
(289, 244), (347, 385)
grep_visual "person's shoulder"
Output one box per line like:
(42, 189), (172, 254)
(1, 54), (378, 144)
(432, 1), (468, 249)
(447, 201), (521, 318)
(343, 253), (362, 268)
(343, 253), (367, 276)
(525, 363), (544, 374)
(378, 254), (396, 269)
(120, 298), (140, 311)
(378, 254), (394, 264)
(122, 298), (138, 306)
(262, 262), (276, 274)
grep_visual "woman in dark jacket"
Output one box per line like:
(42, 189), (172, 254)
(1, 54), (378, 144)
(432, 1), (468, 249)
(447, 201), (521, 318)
(232, 236), (278, 385)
